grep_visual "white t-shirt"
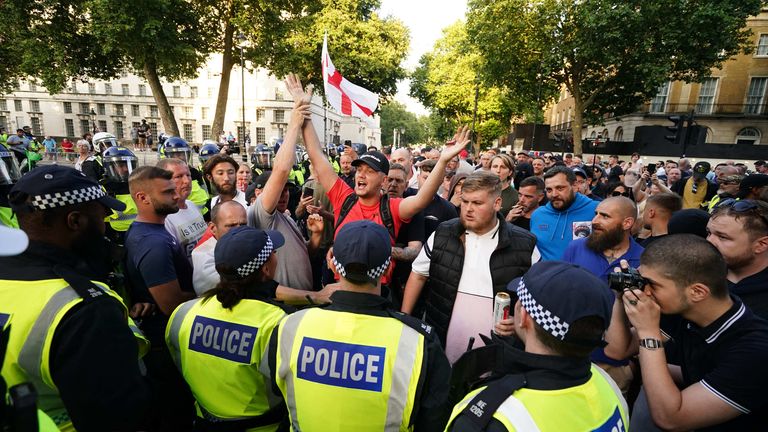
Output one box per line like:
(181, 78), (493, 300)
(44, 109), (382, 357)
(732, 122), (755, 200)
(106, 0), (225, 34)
(192, 235), (219, 296)
(412, 220), (500, 364)
(210, 190), (248, 209)
(164, 200), (207, 260)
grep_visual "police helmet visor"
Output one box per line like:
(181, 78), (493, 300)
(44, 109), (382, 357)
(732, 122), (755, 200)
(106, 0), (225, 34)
(323, 146), (338, 158)
(105, 156), (137, 182)
(166, 148), (192, 164)
(0, 152), (22, 185)
(254, 151), (274, 169)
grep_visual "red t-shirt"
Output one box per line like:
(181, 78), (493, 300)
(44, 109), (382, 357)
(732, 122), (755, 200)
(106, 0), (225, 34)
(327, 178), (410, 284)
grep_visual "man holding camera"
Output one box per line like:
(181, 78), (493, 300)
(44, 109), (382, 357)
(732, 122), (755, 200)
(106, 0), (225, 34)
(606, 235), (768, 431)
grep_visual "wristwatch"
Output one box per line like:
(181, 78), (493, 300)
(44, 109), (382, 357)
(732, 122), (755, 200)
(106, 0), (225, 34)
(639, 338), (663, 350)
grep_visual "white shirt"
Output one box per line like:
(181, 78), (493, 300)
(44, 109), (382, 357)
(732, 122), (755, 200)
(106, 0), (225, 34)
(408, 166), (420, 190)
(210, 190), (248, 209)
(164, 200), (207, 260)
(191, 235), (219, 296)
(412, 220), (500, 363)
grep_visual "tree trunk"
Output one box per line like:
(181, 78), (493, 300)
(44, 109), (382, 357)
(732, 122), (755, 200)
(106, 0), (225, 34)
(572, 100), (584, 156)
(211, 19), (236, 140)
(143, 60), (179, 136)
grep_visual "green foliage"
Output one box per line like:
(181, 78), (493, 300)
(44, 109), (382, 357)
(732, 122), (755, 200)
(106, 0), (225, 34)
(379, 101), (428, 147)
(466, 0), (763, 153)
(409, 21), (514, 147)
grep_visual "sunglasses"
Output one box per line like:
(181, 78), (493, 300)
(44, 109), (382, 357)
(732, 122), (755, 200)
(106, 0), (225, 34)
(717, 199), (768, 227)
(611, 191), (630, 197)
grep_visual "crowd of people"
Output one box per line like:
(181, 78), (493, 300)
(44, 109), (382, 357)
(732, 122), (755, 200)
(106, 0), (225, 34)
(1, 73), (768, 431)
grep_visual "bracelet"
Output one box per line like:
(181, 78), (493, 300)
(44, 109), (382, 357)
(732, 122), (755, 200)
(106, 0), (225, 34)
(639, 338), (663, 350)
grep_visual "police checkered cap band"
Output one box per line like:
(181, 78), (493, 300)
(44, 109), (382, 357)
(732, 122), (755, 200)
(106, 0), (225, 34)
(30, 185), (106, 210)
(516, 278), (570, 340)
(236, 236), (273, 278)
(331, 255), (392, 281)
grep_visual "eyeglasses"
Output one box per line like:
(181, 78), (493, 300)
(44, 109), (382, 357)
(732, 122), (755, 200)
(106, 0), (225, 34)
(611, 191), (630, 197)
(717, 198), (768, 228)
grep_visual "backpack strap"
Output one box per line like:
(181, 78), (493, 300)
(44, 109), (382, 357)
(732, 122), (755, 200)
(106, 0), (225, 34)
(449, 374), (528, 431)
(335, 193), (359, 231)
(379, 194), (396, 241)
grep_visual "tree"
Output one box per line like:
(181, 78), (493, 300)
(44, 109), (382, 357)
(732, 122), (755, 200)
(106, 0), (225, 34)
(379, 101), (428, 147)
(466, 0), (763, 154)
(409, 22), (516, 152)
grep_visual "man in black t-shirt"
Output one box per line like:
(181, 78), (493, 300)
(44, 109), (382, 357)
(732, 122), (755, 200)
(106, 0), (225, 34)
(508, 176), (545, 231)
(606, 235), (768, 431)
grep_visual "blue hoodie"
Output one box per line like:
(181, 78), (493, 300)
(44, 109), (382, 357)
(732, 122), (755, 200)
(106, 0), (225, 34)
(530, 193), (599, 261)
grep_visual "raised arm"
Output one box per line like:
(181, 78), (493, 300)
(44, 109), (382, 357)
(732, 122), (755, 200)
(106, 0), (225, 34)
(400, 126), (470, 220)
(284, 74), (338, 192)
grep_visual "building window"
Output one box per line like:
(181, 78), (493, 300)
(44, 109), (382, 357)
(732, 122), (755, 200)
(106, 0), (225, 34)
(190, 87), (198, 98)
(63, 102), (72, 113)
(183, 124), (194, 141)
(14, 100), (22, 112)
(70, 81), (78, 93)
(237, 126), (246, 141)
(114, 121), (124, 139)
(65, 119), (75, 137)
(104, 83), (112, 95)
(256, 127), (266, 143)
(275, 89), (284, 100)
(98, 120), (107, 133)
(149, 122), (158, 138)
(696, 78), (718, 114)
(0, 100), (6, 111)
(208, 87), (214, 98)
(29, 100), (40, 112)
(28, 82), (37, 92)
(614, 127), (624, 142)
(139, 84), (147, 96)
(273, 110), (285, 123)
(88, 83), (96, 94)
(80, 103), (90, 114)
(202, 125), (212, 141)
(131, 104), (140, 117)
(590, 131), (597, 139)
(183, 106), (192, 118)
(80, 119), (90, 135)
(30, 118), (42, 136)
(0, 117), (6, 130)
(97, 103), (106, 115)
(114, 104), (124, 116)
(650, 81), (670, 113)
(758, 34), (768, 56)
(173, 86), (181, 98)
(736, 127), (761, 145)
(745, 77), (768, 115)
(256, 108), (265, 121)
(201, 107), (208, 119)
(149, 106), (158, 117)
(122, 84), (130, 95)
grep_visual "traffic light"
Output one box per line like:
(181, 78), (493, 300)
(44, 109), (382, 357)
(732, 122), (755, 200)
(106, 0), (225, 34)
(665, 115), (684, 144)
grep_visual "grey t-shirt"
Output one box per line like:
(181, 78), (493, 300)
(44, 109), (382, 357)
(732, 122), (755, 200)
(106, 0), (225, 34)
(247, 195), (313, 290)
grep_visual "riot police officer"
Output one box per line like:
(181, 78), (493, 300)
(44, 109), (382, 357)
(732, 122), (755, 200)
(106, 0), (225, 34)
(0, 146), (22, 227)
(163, 137), (210, 218)
(251, 144), (274, 178)
(102, 146), (139, 240)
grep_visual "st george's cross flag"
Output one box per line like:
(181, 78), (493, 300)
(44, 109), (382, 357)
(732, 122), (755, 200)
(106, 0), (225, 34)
(322, 34), (379, 119)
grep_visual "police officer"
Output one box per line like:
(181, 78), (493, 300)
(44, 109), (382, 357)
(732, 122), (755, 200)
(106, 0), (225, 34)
(445, 261), (628, 431)
(102, 146), (139, 239)
(269, 220), (451, 431)
(252, 144), (274, 178)
(163, 136), (211, 217)
(323, 143), (340, 174)
(0, 165), (154, 431)
(167, 226), (291, 430)
(0, 146), (22, 227)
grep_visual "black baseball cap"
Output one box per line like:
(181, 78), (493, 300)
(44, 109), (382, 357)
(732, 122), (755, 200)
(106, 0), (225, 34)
(214, 226), (285, 279)
(10, 165), (125, 212)
(509, 261), (613, 347)
(331, 220), (391, 284)
(693, 161), (711, 179)
(352, 151), (389, 174)
(739, 173), (768, 193)
(668, 209), (710, 238)
(572, 167), (591, 180)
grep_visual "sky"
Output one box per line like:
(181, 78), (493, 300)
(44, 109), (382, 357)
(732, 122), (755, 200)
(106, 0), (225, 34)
(378, 0), (468, 116)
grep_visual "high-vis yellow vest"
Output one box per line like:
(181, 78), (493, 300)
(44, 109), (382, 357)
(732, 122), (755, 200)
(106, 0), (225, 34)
(189, 181), (210, 216)
(0, 278), (148, 431)
(0, 206), (18, 228)
(275, 308), (426, 431)
(107, 194), (138, 232)
(166, 296), (287, 431)
(445, 365), (628, 432)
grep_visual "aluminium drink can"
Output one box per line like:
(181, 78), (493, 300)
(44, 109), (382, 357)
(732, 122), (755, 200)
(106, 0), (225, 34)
(493, 292), (511, 326)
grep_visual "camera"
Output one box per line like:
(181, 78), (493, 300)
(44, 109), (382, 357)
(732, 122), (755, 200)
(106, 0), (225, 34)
(608, 267), (647, 292)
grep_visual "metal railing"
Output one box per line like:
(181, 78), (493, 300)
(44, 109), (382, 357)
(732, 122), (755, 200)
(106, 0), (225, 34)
(642, 102), (768, 117)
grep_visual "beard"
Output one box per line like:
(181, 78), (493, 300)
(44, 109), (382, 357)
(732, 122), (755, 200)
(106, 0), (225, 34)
(723, 249), (755, 272)
(151, 197), (179, 215)
(71, 219), (111, 279)
(550, 191), (575, 210)
(216, 180), (236, 196)
(586, 223), (625, 253)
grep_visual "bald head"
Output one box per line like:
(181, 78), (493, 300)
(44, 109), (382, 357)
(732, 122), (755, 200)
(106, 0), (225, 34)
(600, 196), (637, 220)
(210, 200), (247, 239)
(391, 148), (413, 173)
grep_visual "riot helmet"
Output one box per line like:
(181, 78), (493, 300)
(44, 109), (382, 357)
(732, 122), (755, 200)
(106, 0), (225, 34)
(252, 144), (274, 170)
(0, 148), (22, 185)
(323, 143), (338, 159)
(102, 146), (138, 183)
(92, 132), (118, 155)
(163, 136), (192, 164)
(199, 141), (220, 164)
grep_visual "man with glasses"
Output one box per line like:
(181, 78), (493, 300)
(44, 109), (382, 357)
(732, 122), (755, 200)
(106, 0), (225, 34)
(707, 199), (768, 320)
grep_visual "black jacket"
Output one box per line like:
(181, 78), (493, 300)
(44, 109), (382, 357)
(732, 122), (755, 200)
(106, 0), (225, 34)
(424, 214), (536, 346)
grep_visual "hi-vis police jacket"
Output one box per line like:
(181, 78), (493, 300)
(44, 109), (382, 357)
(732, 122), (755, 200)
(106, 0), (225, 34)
(166, 290), (291, 430)
(0, 242), (152, 431)
(269, 291), (452, 432)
